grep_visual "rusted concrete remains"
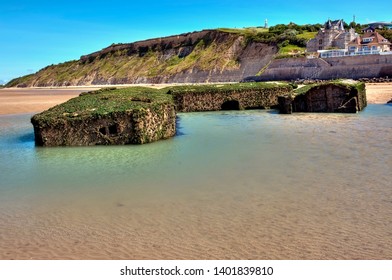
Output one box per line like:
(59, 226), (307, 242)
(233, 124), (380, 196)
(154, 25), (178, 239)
(171, 85), (293, 112)
(31, 105), (176, 146)
(31, 82), (367, 146)
(278, 81), (367, 114)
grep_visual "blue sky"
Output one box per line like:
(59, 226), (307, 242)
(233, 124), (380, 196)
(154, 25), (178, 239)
(1, 0), (391, 84)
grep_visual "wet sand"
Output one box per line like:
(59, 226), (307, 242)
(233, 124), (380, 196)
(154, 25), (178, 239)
(0, 83), (391, 115)
(0, 88), (88, 115)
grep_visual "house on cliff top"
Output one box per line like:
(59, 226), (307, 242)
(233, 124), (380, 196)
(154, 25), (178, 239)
(306, 19), (357, 52)
(348, 31), (391, 55)
(307, 19), (392, 58)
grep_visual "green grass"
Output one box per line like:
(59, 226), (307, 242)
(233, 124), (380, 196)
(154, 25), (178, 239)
(279, 44), (305, 54)
(296, 31), (317, 40)
(218, 27), (268, 35)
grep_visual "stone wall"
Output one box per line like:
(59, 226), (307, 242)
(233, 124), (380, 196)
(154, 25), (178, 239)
(246, 54), (392, 81)
(31, 104), (176, 146)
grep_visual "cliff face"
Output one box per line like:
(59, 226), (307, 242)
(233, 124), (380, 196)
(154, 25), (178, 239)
(9, 30), (277, 87)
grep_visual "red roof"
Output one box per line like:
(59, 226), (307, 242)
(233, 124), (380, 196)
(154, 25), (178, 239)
(349, 31), (391, 46)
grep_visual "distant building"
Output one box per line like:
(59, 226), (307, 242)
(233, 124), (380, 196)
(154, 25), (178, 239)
(306, 19), (357, 52)
(348, 31), (391, 55)
(317, 31), (391, 58)
(367, 22), (392, 30)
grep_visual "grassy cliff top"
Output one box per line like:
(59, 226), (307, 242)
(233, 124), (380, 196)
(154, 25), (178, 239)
(32, 87), (173, 123)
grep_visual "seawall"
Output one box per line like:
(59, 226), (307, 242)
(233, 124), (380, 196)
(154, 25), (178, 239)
(245, 54), (392, 81)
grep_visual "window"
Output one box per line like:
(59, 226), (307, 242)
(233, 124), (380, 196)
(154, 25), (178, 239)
(319, 39), (323, 45)
(363, 38), (373, 43)
(372, 46), (378, 50)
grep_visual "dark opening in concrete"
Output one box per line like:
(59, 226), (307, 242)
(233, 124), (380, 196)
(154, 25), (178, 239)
(99, 127), (107, 135)
(109, 124), (118, 135)
(221, 100), (240, 110)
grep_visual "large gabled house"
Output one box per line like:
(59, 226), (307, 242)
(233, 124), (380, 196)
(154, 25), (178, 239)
(306, 19), (357, 52)
(347, 31), (391, 55)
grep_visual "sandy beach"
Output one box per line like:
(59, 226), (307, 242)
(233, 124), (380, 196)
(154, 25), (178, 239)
(0, 83), (391, 115)
(364, 83), (392, 104)
(0, 88), (88, 115)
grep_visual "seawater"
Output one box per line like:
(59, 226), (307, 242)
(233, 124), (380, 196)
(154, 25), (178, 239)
(0, 106), (391, 259)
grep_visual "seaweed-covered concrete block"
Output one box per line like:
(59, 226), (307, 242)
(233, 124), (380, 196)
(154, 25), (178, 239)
(169, 83), (293, 112)
(31, 87), (176, 146)
(278, 80), (367, 114)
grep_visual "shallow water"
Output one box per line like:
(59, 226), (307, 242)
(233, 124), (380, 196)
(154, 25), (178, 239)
(0, 105), (391, 259)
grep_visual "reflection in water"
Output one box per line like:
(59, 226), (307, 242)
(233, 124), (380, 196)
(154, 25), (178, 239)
(0, 106), (391, 259)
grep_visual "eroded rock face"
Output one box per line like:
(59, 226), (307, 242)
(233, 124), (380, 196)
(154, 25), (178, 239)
(278, 82), (367, 114)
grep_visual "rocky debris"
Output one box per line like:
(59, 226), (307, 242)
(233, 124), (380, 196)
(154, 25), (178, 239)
(277, 81), (367, 114)
(359, 77), (392, 83)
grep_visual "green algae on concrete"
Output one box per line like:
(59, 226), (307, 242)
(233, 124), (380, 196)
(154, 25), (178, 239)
(168, 82), (293, 112)
(278, 80), (367, 114)
(31, 87), (176, 146)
